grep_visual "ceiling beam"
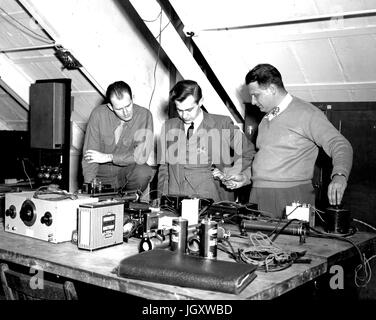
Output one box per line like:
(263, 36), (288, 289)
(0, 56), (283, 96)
(0, 56), (31, 110)
(251, 26), (376, 44)
(194, 9), (376, 33)
(9, 55), (56, 64)
(127, 0), (237, 123)
(287, 81), (376, 91)
(0, 44), (56, 53)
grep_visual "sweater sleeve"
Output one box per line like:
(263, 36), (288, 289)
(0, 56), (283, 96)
(306, 109), (353, 179)
(221, 117), (255, 181)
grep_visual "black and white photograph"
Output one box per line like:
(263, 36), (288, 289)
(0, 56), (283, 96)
(0, 0), (376, 312)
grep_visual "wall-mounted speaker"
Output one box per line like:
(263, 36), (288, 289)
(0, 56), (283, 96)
(29, 79), (72, 191)
(30, 82), (66, 149)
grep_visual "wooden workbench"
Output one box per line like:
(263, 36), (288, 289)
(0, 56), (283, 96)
(0, 220), (375, 300)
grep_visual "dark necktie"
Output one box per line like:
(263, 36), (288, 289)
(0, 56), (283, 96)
(186, 122), (194, 140)
(114, 122), (125, 144)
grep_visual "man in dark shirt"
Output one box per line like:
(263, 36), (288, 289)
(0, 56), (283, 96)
(82, 81), (154, 192)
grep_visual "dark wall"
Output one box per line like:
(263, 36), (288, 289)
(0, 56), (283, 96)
(0, 131), (34, 183)
(314, 102), (376, 226)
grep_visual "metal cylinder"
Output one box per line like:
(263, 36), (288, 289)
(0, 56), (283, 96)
(139, 235), (170, 252)
(171, 217), (188, 253)
(199, 219), (218, 259)
(325, 206), (351, 234)
(241, 219), (306, 236)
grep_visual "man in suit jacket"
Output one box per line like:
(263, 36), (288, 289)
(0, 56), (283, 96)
(157, 80), (255, 202)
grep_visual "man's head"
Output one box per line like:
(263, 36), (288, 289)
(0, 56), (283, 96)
(245, 64), (287, 113)
(106, 81), (134, 122)
(170, 80), (203, 124)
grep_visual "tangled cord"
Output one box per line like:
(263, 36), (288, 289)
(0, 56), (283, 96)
(33, 185), (78, 201)
(308, 225), (374, 287)
(239, 232), (293, 272)
(354, 254), (376, 287)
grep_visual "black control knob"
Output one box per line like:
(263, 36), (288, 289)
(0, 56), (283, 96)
(5, 205), (17, 219)
(41, 212), (53, 226)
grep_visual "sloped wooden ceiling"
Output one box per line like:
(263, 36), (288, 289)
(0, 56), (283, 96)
(0, 0), (103, 134)
(1, 0), (173, 146)
(1, 0), (376, 131)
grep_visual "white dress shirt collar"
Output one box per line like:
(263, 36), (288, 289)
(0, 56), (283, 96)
(184, 109), (204, 134)
(266, 93), (293, 121)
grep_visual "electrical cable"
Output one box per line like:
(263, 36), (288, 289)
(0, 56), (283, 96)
(148, 8), (162, 109)
(311, 206), (326, 214)
(0, 6), (54, 44)
(212, 201), (238, 207)
(198, 205), (211, 218)
(243, 206), (275, 217)
(155, 21), (171, 40)
(33, 185), (78, 201)
(353, 218), (376, 232)
(270, 218), (301, 242)
(308, 225), (369, 287)
(354, 254), (376, 288)
(141, 11), (161, 23)
(21, 159), (33, 189)
(314, 208), (326, 224)
(217, 238), (242, 263)
(285, 204), (302, 217)
(266, 218), (284, 238)
(159, 205), (179, 216)
(239, 232), (293, 272)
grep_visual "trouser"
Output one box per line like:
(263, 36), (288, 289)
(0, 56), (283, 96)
(96, 163), (154, 192)
(249, 183), (316, 219)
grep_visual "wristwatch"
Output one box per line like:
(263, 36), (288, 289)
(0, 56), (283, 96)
(332, 173), (346, 179)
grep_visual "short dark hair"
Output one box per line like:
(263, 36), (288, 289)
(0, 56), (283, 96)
(106, 81), (132, 102)
(169, 80), (202, 104)
(245, 64), (285, 89)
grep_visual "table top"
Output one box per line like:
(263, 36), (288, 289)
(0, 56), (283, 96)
(0, 220), (375, 300)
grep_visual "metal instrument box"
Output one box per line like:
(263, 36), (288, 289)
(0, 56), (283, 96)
(78, 200), (124, 251)
(4, 191), (97, 243)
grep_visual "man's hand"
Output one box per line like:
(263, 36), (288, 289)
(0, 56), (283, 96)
(327, 174), (347, 206)
(84, 150), (113, 164)
(212, 168), (227, 181)
(212, 169), (250, 190)
(222, 173), (250, 189)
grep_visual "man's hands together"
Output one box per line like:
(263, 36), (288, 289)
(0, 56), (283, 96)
(212, 168), (250, 190)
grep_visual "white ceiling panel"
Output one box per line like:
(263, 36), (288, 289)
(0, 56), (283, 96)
(292, 39), (345, 83)
(310, 88), (353, 101)
(332, 35), (376, 81)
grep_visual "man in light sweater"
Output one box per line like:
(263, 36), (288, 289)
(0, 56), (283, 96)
(222, 64), (353, 218)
